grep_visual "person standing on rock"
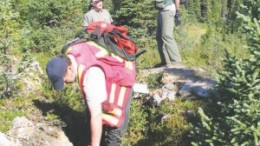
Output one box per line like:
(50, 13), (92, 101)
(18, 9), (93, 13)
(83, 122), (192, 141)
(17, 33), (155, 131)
(46, 40), (136, 146)
(154, 0), (182, 67)
(83, 0), (113, 29)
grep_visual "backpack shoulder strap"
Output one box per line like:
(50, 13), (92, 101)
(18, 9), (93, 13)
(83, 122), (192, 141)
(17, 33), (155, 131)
(61, 38), (87, 54)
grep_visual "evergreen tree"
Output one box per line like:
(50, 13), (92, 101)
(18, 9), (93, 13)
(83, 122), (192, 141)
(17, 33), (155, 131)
(208, 0), (222, 24)
(113, 0), (157, 36)
(0, 0), (32, 98)
(226, 0), (244, 33)
(113, 0), (158, 52)
(16, 0), (85, 53)
(189, 1), (260, 145)
(186, 0), (202, 21)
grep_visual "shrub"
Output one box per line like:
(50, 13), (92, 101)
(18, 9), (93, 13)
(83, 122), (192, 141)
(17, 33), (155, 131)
(189, 2), (260, 145)
(0, 0), (33, 98)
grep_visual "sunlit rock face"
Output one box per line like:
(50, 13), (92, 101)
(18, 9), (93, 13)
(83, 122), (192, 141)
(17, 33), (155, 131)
(138, 65), (217, 105)
(1, 116), (73, 146)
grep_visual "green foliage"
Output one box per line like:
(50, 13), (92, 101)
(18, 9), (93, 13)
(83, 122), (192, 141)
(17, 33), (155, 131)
(186, 0), (223, 23)
(135, 45), (160, 68)
(144, 100), (196, 146)
(114, 0), (156, 31)
(0, 110), (25, 132)
(186, 0), (202, 21)
(18, 0), (85, 28)
(190, 2), (260, 145)
(224, 0), (244, 33)
(175, 23), (208, 68)
(0, 0), (33, 98)
(189, 22), (248, 73)
(15, 0), (85, 53)
(28, 26), (75, 53)
(121, 99), (148, 145)
(0, 49), (33, 97)
(113, 0), (158, 63)
(144, 73), (163, 89)
(0, 0), (257, 145)
(0, 96), (36, 132)
(42, 79), (84, 111)
(206, 0), (222, 24)
(40, 80), (89, 146)
(124, 98), (203, 146)
(186, 0), (258, 32)
(0, 0), (19, 53)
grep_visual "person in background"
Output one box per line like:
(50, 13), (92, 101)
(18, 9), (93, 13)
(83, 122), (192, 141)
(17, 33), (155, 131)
(83, 0), (113, 29)
(46, 40), (135, 146)
(155, 0), (182, 67)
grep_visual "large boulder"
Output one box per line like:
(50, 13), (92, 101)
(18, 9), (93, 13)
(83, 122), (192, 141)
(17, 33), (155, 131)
(1, 116), (73, 146)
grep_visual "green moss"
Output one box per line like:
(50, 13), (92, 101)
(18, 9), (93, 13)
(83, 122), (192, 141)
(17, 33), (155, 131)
(0, 96), (37, 132)
(0, 109), (26, 132)
(145, 73), (163, 89)
(127, 98), (205, 146)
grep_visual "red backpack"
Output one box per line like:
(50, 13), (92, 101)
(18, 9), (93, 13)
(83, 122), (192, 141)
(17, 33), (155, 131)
(86, 21), (145, 61)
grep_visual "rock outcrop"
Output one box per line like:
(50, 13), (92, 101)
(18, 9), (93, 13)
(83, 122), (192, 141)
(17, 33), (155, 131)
(138, 65), (217, 105)
(0, 117), (73, 146)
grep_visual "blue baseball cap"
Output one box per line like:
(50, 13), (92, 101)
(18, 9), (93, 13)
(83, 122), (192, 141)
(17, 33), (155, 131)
(46, 57), (67, 90)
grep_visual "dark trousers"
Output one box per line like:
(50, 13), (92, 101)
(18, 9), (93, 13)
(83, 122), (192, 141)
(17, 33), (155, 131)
(85, 93), (132, 146)
(101, 97), (131, 146)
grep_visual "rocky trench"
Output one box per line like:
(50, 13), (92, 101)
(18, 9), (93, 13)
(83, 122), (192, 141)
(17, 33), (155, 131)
(0, 63), (217, 146)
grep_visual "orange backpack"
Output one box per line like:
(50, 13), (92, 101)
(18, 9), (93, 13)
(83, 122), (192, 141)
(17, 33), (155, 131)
(86, 21), (145, 61)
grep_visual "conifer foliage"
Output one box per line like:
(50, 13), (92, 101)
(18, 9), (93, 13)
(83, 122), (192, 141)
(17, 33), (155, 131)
(113, 0), (157, 38)
(0, 0), (24, 98)
(189, 1), (260, 145)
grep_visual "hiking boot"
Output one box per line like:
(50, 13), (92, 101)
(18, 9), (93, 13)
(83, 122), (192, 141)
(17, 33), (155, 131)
(166, 62), (184, 68)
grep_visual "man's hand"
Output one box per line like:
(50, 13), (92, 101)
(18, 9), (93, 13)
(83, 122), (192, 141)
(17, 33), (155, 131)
(88, 101), (103, 146)
(175, 10), (182, 26)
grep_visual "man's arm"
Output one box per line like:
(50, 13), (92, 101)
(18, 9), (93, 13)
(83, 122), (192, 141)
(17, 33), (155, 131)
(87, 101), (103, 146)
(175, 0), (180, 10)
(84, 67), (107, 146)
(83, 14), (90, 29)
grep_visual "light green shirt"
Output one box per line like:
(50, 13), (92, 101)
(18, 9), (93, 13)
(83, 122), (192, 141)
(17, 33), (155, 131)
(83, 9), (113, 27)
